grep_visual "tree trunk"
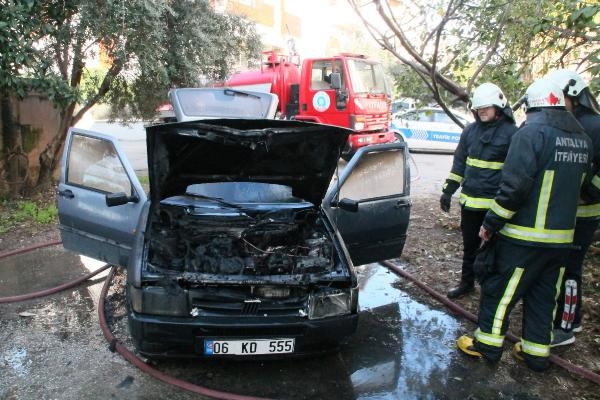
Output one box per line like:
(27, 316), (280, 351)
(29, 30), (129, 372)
(36, 107), (73, 191)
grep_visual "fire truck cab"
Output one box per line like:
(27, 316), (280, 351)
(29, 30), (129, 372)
(226, 52), (396, 160)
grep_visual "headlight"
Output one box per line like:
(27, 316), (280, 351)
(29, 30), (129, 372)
(130, 286), (188, 316)
(308, 289), (353, 319)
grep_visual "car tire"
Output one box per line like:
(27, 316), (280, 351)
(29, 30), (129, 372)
(394, 132), (405, 142)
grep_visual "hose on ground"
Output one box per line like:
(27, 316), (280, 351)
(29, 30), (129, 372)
(0, 240), (111, 304)
(380, 260), (600, 386)
(0, 239), (62, 259)
(98, 265), (274, 400)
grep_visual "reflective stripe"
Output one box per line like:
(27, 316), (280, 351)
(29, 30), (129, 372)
(552, 267), (566, 323)
(522, 338), (550, 357)
(466, 157), (504, 170)
(577, 203), (600, 218)
(535, 171), (553, 229)
(500, 224), (574, 243)
(490, 200), (515, 219)
(555, 267), (565, 301)
(447, 173), (463, 184)
(459, 193), (493, 209)
(592, 175), (600, 190)
(552, 267), (566, 321)
(492, 267), (524, 335)
(474, 327), (504, 347)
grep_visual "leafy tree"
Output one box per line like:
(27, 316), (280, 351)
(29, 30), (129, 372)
(0, 0), (262, 195)
(348, 0), (599, 124)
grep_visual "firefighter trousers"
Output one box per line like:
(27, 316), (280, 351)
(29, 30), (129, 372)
(459, 207), (486, 285)
(474, 238), (566, 371)
(554, 217), (600, 331)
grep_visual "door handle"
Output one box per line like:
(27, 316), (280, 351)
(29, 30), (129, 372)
(394, 199), (409, 208)
(58, 189), (75, 199)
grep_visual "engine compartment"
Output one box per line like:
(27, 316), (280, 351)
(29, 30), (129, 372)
(147, 202), (336, 276)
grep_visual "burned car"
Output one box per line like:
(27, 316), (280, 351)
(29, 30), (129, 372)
(57, 88), (411, 358)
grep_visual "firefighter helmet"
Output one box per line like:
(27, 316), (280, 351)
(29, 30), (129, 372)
(545, 69), (587, 97)
(545, 69), (600, 114)
(524, 78), (565, 109)
(470, 82), (507, 110)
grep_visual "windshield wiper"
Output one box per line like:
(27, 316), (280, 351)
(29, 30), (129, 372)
(224, 88), (261, 99)
(185, 193), (243, 209)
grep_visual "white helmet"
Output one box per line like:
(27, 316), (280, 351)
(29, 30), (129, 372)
(470, 82), (507, 110)
(545, 69), (588, 97)
(524, 78), (565, 109)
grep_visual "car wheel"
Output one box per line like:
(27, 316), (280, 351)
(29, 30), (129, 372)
(394, 132), (405, 142)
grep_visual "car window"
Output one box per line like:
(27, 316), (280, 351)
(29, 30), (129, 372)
(66, 134), (132, 195)
(310, 60), (344, 91)
(172, 88), (277, 120)
(433, 111), (454, 124)
(337, 149), (406, 200)
(402, 111), (417, 121)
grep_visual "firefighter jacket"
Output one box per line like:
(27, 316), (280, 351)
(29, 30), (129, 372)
(442, 110), (517, 210)
(482, 108), (592, 247)
(576, 106), (600, 218)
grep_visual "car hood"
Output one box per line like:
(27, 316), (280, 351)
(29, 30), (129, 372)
(145, 119), (350, 205)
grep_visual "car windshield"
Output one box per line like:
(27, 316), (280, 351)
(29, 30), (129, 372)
(347, 59), (390, 96)
(173, 88), (276, 119)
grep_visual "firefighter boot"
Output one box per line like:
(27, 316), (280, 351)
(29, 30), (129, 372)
(457, 335), (482, 358)
(513, 342), (549, 372)
(447, 281), (475, 299)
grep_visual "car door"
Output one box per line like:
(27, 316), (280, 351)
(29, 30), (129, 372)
(57, 128), (147, 267)
(324, 142), (411, 266)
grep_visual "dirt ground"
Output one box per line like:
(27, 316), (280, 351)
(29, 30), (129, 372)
(2, 187), (600, 396)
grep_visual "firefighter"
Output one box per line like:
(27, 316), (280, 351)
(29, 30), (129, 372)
(440, 82), (517, 299)
(457, 77), (593, 372)
(545, 69), (600, 347)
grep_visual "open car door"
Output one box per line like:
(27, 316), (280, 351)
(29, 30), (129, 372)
(324, 142), (411, 266)
(57, 128), (147, 267)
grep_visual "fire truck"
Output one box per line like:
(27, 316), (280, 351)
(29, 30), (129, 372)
(225, 51), (396, 160)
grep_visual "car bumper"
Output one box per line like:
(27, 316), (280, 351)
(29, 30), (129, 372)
(128, 311), (359, 359)
(347, 130), (396, 151)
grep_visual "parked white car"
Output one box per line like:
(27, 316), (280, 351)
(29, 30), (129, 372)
(391, 97), (416, 114)
(391, 107), (474, 153)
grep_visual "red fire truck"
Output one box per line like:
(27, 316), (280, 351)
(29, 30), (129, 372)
(225, 51), (396, 160)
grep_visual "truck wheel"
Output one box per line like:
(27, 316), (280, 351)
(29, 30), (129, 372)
(341, 151), (354, 162)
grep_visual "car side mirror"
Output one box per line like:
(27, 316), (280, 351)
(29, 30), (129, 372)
(330, 72), (342, 90)
(330, 197), (359, 212)
(106, 192), (139, 207)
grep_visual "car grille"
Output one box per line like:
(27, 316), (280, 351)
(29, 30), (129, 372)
(191, 298), (306, 317)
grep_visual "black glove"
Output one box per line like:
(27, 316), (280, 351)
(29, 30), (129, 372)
(440, 193), (452, 212)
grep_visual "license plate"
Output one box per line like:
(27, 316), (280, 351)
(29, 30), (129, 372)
(204, 338), (295, 355)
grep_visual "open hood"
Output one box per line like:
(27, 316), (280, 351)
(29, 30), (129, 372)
(145, 119), (350, 205)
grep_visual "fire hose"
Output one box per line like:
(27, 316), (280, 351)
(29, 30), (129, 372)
(379, 259), (600, 386)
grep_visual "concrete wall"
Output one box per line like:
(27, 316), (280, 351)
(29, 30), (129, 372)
(0, 93), (62, 195)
